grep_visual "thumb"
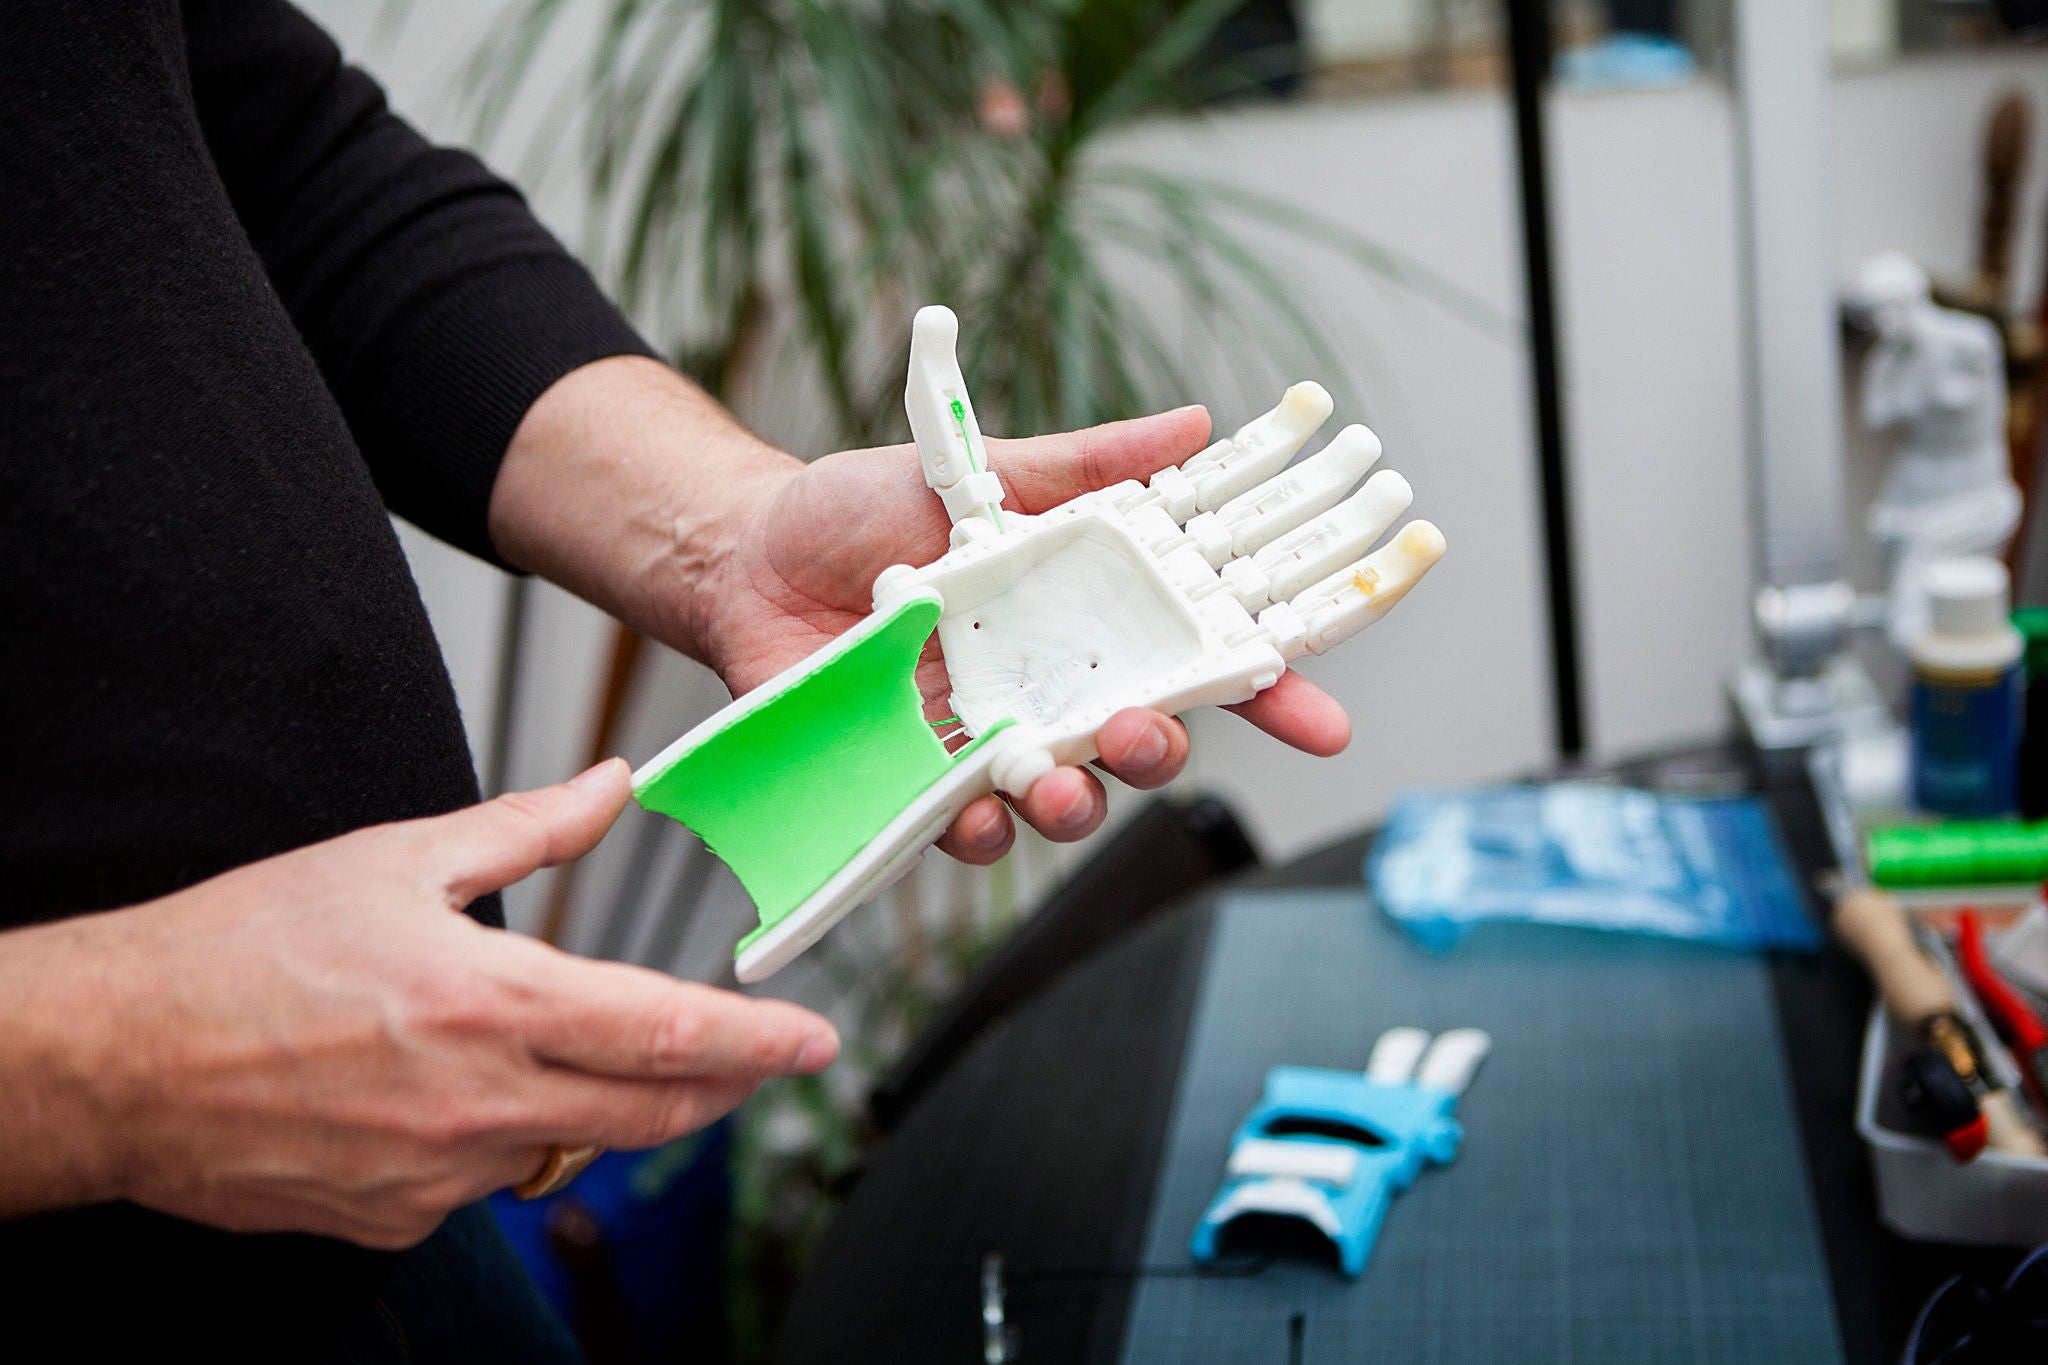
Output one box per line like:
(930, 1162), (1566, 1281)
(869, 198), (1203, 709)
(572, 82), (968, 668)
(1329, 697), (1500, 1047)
(984, 405), (1211, 514)
(422, 759), (633, 906)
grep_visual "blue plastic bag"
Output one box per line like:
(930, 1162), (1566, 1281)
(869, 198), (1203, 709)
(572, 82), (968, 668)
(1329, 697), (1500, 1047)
(1366, 784), (1820, 952)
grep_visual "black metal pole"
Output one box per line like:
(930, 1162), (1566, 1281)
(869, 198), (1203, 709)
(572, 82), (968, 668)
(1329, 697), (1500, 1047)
(1502, 0), (1587, 760)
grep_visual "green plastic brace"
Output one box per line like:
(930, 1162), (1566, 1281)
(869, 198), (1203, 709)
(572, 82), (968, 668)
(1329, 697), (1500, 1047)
(632, 593), (1012, 981)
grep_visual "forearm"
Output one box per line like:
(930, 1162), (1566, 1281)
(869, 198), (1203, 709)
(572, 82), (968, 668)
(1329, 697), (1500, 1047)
(0, 915), (125, 1216)
(488, 355), (801, 672)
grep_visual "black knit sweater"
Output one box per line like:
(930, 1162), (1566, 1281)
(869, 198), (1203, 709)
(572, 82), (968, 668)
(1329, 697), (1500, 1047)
(0, 1), (652, 1352)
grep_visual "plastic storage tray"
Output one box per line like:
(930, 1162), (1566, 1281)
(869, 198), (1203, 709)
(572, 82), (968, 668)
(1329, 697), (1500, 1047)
(1856, 1005), (2048, 1244)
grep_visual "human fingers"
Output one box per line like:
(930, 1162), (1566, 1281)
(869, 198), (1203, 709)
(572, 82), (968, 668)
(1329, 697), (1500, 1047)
(1091, 709), (1189, 791)
(506, 1074), (763, 1155)
(403, 758), (632, 907)
(935, 793), (1016, 865)
(983, 406), (1211, 513)
(1223, 669), (1351, 756)
(500, 948), (838, 1081)
(1012, 764), (1108, 841)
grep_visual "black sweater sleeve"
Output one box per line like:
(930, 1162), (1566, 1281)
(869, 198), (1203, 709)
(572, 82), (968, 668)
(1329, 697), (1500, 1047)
(181, 0), (657, 563)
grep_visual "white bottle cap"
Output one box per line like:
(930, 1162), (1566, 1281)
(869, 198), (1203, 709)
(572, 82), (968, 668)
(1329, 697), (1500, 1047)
(1924, 556), (2010, 634)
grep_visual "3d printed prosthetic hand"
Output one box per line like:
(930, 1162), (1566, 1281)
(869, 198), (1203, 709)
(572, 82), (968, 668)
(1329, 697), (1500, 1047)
(633, 306), (1446, 982)
(1191, 1028), (1491, 1278)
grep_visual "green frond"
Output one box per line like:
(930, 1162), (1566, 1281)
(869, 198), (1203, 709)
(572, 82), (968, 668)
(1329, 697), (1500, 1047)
(457, 0), (1492, 445)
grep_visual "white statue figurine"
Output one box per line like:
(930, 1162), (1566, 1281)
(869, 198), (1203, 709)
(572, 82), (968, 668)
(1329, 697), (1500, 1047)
(1844, 252), (2022, 646)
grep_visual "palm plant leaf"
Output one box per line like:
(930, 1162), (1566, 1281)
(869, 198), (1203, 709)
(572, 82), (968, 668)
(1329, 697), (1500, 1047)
(459, 0), (1509, 445)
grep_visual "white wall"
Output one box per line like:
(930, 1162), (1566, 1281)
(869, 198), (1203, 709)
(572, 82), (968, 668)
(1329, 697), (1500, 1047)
(300, 0), (2046, 921)
(1106, 91), (1556, 857)
(1091, 78), (1764, 854)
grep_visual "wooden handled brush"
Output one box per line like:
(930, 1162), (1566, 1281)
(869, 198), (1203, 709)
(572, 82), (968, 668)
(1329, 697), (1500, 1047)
(1836, 888), (2046, 1159)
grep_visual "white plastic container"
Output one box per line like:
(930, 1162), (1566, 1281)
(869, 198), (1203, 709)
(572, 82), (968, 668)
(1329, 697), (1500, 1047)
(1855, 1006), (2048, 1244)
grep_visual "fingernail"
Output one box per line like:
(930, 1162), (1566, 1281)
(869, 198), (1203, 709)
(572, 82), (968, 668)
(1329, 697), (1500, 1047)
(1056, 794), (1093, 833)
(796, 1033), (839, 1073)
(569, 758), (622, 791)
(1126, 724), (1169, 771)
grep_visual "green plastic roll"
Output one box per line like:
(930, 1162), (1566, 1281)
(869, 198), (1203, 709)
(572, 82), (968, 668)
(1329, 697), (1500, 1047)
(1866, 820), (2048, 888)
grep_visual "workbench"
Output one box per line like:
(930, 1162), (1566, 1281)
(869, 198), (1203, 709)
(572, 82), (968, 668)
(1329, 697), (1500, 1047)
(774, 746), (2020, 1363)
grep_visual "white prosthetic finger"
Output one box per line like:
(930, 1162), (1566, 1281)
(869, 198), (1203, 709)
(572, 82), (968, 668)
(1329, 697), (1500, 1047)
(1365, 1026), (1431, 1084)
(1140, 381), (1333, 522)
(905, 304), (1006, 533)
(1415, 1028), (1492, 1097)
(1259, 519), (1446, 662)
(1220, 470), (1412, 613)
(1182, 424), (1382, 568)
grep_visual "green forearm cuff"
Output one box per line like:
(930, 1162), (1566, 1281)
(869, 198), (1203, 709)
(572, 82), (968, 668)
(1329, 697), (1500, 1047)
(632, 595), (1007, 955)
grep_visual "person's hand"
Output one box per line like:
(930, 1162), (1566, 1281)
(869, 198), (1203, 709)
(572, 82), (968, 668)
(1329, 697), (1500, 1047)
(0, 759), (836, 1248)
(693, 408), (1353, 864)
(489, 356), (1352, 865)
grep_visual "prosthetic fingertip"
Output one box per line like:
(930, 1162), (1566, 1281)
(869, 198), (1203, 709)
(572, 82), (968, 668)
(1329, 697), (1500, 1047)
(912, 304), (959, 351)
(1278, 380), (1335, 428)
(1364, 468), (1412, 505)
(1416, 1028), (1492, 1095)
(1366, 1026), (1431, 1083)
(1323, 423), (1383, 473)
(1398, 519), (1446, 564)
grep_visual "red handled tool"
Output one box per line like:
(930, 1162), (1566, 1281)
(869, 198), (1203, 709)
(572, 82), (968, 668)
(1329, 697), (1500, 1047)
(1836, 889), (2047, 1161)
(1956, 909), (2048, 1111)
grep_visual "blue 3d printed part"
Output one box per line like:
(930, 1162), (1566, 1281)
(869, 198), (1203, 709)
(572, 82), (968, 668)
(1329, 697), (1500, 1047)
(1191, 1027), (1489, 1278)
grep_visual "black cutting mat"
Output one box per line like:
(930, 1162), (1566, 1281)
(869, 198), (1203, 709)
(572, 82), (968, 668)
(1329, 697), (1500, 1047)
(1119, 891), (1844, 1365)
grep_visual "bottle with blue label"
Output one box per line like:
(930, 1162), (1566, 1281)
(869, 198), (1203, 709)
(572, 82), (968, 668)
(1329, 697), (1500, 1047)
(1910, 557), (2023, 817)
